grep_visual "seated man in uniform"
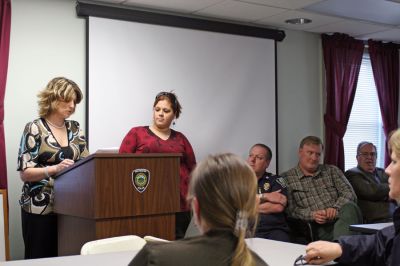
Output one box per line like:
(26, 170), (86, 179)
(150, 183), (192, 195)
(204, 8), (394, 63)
(247, 143), (290, 242)
(345, 141), (395, 223)
(281, 136), (361, 241)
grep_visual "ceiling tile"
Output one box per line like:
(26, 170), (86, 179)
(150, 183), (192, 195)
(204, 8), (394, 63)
(194, 0), (287, 22)
(256, 10), (344, 30)
(122, 0), (224, 13)
(86, 0), (400, 43)
(235, 0), (324, 9)
(308, 20), (391, 37)
(304, 0), (400, 26)
(357, 28), (400, 42)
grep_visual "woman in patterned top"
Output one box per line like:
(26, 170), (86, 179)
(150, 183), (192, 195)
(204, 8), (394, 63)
(17, 77), (89, 259)
(119, 91), (196, 239)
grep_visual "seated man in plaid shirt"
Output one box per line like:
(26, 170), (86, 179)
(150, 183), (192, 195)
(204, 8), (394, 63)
(281, 136), (361, 241)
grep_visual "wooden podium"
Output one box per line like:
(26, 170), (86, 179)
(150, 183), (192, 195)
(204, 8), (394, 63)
(54, 153), (180, 255)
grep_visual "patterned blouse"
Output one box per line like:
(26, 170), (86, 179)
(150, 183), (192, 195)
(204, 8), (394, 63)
(119, 126), (196, 211)
(17, 118), (89, 214)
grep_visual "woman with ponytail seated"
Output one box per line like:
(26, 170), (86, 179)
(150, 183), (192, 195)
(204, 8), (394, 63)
(129, 153), (268, 266)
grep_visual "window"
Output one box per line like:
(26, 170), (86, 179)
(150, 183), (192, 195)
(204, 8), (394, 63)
(343, 53), (385, 170)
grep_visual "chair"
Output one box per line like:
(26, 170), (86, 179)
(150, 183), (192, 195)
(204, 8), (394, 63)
(287, 217), (317, 244)
(143, 235), (170, 243)
(184, 217), (201, 238)
(80, 235), (146, 255)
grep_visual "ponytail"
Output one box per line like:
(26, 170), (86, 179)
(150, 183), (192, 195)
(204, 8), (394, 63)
(232, 225), (254, 266)
(231, 210), (255, 266)
(188, 153), (259, 266)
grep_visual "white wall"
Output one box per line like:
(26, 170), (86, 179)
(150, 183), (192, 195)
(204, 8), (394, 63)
(5, 0), (86, 259)
(4, 0), (322, 260)
(277, 30), (324, 173)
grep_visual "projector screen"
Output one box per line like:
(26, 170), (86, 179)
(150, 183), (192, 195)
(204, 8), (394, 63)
(88, 16), (277, 172)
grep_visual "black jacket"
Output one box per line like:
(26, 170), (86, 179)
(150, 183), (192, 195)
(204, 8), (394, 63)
(337, 207), (400, 266)
(129, 229), (268, 266)
(345, 167), (391, 222)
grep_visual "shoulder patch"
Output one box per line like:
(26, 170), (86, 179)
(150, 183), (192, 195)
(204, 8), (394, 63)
(276, 177), (287, 188)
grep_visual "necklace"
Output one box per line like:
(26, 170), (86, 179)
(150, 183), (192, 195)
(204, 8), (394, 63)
(45, 119), (65, 129)
(150, 125), (171, 140)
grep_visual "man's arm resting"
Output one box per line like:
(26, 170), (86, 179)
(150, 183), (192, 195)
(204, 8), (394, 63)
(332, 167), (357, 208)
(258, 201), (285, 214)
(286, 203), (314, 221)
(346, 171), (389, 200)
(261, 191), (287, 206)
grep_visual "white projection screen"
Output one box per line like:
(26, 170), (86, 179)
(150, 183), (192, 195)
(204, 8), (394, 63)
(88, 16), (278, 172)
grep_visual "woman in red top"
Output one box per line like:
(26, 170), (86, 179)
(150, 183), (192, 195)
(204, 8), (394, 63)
(119, 91), (196, 239)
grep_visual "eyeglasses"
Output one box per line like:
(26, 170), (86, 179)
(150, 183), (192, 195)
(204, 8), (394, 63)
(293, 255), (306, 266)
(358, 152), (377, 158)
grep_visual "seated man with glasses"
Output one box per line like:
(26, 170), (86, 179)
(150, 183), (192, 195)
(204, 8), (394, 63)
(345, 141), (395, 223)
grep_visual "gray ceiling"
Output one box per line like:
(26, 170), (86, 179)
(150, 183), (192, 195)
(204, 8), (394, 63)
(90, 0), (400, 43)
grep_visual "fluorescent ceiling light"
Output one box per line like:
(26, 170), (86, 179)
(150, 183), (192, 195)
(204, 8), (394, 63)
(285, 18), (312, 25)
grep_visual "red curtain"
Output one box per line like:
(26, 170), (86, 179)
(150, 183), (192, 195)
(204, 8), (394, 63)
(322, 33), (364, 171)
(368, 40), (399, 166)
(0, 0), (11, 189)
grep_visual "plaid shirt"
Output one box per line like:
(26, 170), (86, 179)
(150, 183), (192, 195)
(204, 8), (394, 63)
(281, 164), (356, 221)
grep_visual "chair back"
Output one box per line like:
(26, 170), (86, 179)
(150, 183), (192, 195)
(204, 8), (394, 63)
(184, 217), (201, 238)
(143, 235), (170, 243)
(80, 235), (146, 255)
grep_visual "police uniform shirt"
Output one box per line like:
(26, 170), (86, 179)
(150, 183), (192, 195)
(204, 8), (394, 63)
(257, 172), (289, 232)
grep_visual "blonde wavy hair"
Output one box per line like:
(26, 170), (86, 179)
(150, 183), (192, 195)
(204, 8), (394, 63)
(37, 77), (83, 117)
(187, 153), (259, 266)
(389, 129), (400, 159)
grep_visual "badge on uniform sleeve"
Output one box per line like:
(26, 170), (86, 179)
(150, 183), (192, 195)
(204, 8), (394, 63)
(263, 183), (270, 191)
(276, 177), (287, 188)
(132, 169), (150, 193)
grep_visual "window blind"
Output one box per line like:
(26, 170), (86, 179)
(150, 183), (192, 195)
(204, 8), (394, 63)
(343, 53), (385, 170)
